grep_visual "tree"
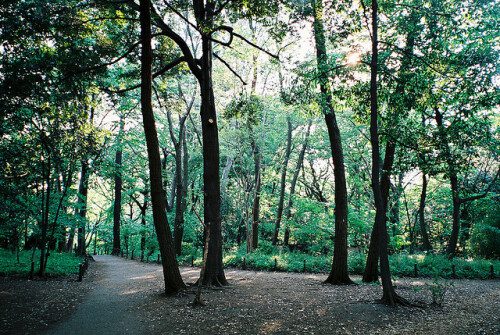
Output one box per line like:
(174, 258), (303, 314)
(273, 116), (293, 245)
(111, 114), (124, 255)
(138, 0), (185, 294)
(311, 0), (353, 285)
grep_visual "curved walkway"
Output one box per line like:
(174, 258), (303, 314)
(45, 255), (154, 335)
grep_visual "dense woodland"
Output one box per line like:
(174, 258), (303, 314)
(0, 0), (498, 307)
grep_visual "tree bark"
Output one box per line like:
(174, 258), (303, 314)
(418, 173), (432, 251)
(284, 119), (312, 246)
(312, 0), (352, 285)
(173, 124), (185, 255)
(434, 108), (461, 256)
(111, 115), (124, 256)
(362, 141), (395, 282)
(76, 159), (89, 255)
(363, 10), (416, 281)
(369, 0), (406, 305)
(194, 2), (227, 285)
(139, 0), (185, 293)
(251, 136), (261, 249)
(39, 154), (51, 276)
(140, 191), (148, 261)
(273, 117), (292, 245)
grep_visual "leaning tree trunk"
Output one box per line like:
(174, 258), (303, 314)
(284, 119), (312, 246)
(139, 0), (185, 293)
(312, 0), (352, 285)
(272, 117), (292, 245)
(111, 116), (124, 255)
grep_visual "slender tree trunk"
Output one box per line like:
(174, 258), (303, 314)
(173, 125), (185, 255)
(418, 174), (432, 251)
(221, 155), (233, 203)
(369, 0), (406, 305)
(284, 119), (312, 246)
(140, 192), (148, 261)
(251, 137), (261, 249)
(362, 141), (395, 282)
(312, 0), (352, 284)
(448, 174), (461, 256)
(273, 117), (292, 245)
(389, 176), (402, 241)
(112, 116), (124, 255)
(39, 155), (51, 277)
(76, 159), (89, 255)
(139, 0), (185, 293)
(434, 108), (461, 256)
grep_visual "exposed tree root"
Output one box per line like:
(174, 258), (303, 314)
(380, 293), (425, 308)
(324, 277), (357, 285)
(200, 273), (228, 287)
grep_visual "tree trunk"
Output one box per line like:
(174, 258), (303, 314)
(251, 137), (261, 249)
(369, 0), (405, 305)
(363, 10), (416, 281)
(221, 156), (233, 199)
(173, 124), (185, 255)
(140, 192), (148, 261)
(418, 173), (432, 251)
(434, 108), (461, 256)
(312, 0), (352, 285)
(273, 117), (292, 245)
(139, 0), (185, 293)
(284, 119), (312, 246)
(76, 159), (89, 255)
(362, 141), (395, 282)
(39, 155), (51, 277)
(195, 4), (226, 284)
(111, 115), (124, 255)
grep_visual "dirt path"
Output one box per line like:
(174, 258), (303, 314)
(44, 255), (145, 335)
(17, 255), (499, 335)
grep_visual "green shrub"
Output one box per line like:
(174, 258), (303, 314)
(0, 249), (83, 277)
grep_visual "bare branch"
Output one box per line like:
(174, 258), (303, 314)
(105, 56), (186, 94)
(232, 32), (279, 60)
(213, 53), (247, 85)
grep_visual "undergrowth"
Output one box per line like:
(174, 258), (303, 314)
(0, 249), (83, 277)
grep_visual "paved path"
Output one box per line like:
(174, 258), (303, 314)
(45, 255), (153, 335)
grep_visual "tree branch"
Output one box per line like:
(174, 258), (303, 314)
(213, 53), (247, 85)
(105, 56), (186, 93)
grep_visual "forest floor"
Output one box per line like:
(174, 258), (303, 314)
(1, 255), (499, 335)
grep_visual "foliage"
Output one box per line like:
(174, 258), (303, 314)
(0, 249), (83, 277)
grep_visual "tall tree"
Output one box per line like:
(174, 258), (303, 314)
(284, 119), (312, 246)
(111, 114), (124, 255)
(367, 0), (410, 305)
(138, 0), (185, 293)
(311, 0), (352, 285)
(273, 116), (292, 245)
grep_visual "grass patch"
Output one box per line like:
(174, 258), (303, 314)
(0, 249), (84, 277)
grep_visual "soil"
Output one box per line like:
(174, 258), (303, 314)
(1, 255), (499, 335)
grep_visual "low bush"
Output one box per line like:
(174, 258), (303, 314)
(178, 246), (499, 279)
(0, 249), (84, 277)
